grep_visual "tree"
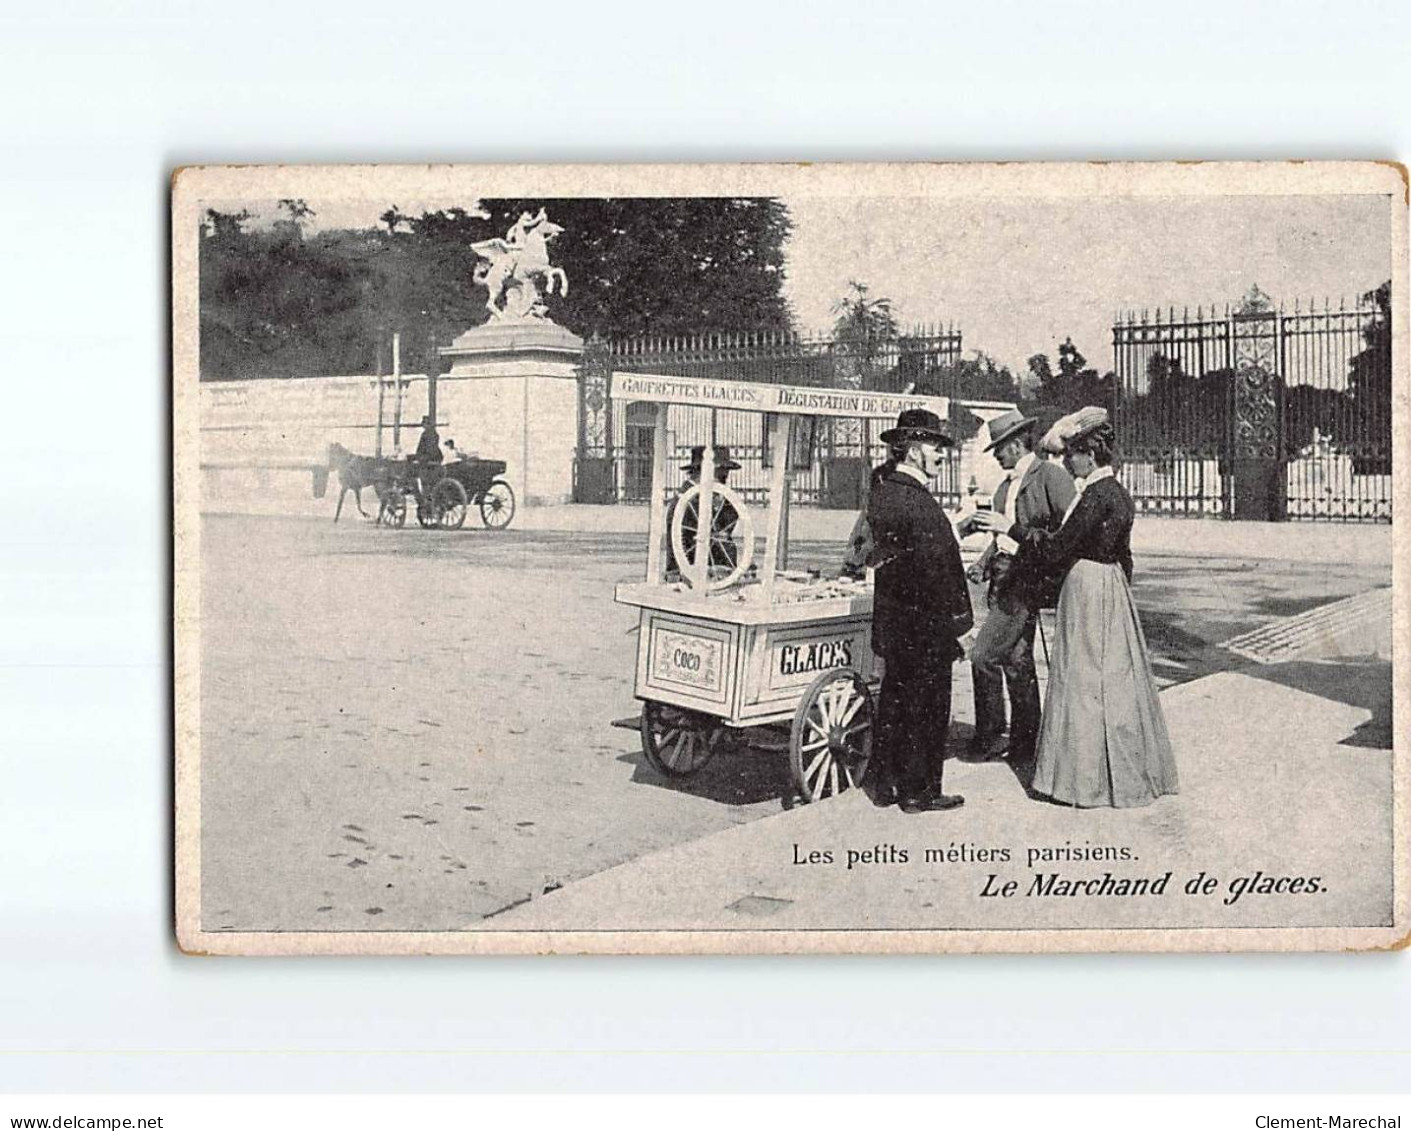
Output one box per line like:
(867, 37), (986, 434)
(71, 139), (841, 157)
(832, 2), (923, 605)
(1027, 337), (1114, 411)
(379, 205), (409, 234)
(1347, 279), (1392, 473)
(473, 197), (793, 339)
(198, 197), (795, 380)
(274, 198), (316, 236)
(203, 207), (251, 239)
(830, 280), (899, 342)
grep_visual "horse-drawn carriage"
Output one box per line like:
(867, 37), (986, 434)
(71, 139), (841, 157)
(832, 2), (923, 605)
(326, 444), (516, 531)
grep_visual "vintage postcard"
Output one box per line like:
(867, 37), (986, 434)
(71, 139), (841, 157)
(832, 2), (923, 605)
(174, 162), (1407, 954)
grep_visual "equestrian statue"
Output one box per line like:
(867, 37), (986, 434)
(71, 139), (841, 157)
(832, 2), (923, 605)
(470, 208), (570, 322)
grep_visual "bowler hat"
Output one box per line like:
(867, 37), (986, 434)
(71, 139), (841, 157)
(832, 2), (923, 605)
(983, 407), (1038, 451)
(681, 445), (742, 472)
(879, 408), (953, 447)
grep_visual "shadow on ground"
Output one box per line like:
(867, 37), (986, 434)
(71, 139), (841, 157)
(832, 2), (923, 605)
(1242, 659), (1393, 750)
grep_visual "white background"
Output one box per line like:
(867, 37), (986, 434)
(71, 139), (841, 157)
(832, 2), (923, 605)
(1, 0), (1408, 1095)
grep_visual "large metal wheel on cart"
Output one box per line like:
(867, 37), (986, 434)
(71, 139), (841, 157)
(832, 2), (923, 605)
(424, 478), (468, 530)
(789, 669), (874, 802)
(480, 479), (516, 529)
(639, 701), (730, 778)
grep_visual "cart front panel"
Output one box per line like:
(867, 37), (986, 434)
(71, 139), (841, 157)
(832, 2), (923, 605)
(635, 609), (745, 719)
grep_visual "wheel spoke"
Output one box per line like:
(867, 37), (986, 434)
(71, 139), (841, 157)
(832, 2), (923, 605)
(809, 754), (830, 801)
(667, 730), (694, 770)
(829, 761), (839, 796)
(799, 736), (828, 753)
(838, 693), (864, 728)
(806, 718), (830, 744)
(804, 747), (829, 780)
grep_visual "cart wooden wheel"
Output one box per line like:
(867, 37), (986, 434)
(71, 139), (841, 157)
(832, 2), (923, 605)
(639, 701), (726, 778)
(480, 479), (516, 529)
(434, 478), (468, 530)
(669, 482), (755, 591)
(789, 669), (873, 802)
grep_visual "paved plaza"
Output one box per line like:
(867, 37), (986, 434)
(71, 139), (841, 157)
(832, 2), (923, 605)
(198, 510), (1393, 935)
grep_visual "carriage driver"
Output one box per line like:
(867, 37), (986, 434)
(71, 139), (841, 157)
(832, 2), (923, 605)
(664, 446), (743, 577)
(411, 414), (443, 498)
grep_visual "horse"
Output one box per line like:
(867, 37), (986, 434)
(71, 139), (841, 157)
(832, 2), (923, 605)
(326, 442), (384, 522)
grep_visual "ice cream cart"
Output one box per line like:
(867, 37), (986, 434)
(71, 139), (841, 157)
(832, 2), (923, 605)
(611, 372), (949, 802)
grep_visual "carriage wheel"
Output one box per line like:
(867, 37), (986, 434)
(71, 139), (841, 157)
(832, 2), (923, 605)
(639, 701), (726, 778)
(382, 493), (407, 528)
(480, 480), (516, 529)
(434, 479), (468, 530)
(789, 669), (873, 803)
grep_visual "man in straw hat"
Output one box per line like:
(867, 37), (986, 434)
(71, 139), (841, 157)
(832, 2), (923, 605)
(865, 409), (974, 813)
(961, 407), (1077, 770)
(664, 445), (744, 576)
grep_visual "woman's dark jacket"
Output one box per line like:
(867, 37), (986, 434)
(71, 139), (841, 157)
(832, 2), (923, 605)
(1011, 475), (1135, 584)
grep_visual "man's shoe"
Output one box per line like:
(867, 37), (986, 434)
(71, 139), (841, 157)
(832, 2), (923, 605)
(899, 794), (965, 813)
(870, 783), (898, 808)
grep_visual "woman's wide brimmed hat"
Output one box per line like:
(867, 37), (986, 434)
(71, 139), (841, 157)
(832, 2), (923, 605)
(1039, 406), (1110, 454)
(879, 408), (953, 446)
(982, 407), (1039, 451)
(681, 445), (742, 472)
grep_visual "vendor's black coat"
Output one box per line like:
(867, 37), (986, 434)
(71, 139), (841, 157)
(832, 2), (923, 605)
(865, 467), (973, 662)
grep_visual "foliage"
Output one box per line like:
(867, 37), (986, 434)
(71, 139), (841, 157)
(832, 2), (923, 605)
(830, 280), (900, 343)
(476, 197), (793, 339)
(1026, 337), (1115, 411)
(199, 198), (794, 380)
(1348, 279), (1392, 472)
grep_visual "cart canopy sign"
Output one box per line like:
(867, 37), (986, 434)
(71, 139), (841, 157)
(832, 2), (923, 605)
(611, 373), (948, 421)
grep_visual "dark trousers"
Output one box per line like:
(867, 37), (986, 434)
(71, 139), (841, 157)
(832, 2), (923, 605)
(970, 589), (1041, 762)
(875, 640), (955, 802)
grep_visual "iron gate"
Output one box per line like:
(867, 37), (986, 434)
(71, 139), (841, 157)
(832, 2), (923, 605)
(596, 326), (965, 507)
(1112, 284), (1392, 522)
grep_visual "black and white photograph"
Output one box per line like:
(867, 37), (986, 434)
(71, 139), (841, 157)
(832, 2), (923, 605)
(173, 161), (1406, 954)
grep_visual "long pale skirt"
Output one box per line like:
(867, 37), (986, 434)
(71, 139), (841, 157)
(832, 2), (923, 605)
(1031, 560), (1179, 808)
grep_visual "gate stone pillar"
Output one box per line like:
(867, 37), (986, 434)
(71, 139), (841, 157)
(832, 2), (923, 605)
(439, 320), (584, 507)
(1228, 299), (1286, 521)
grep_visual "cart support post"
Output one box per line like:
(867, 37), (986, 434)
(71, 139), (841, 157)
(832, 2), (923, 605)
(760, 412), (792, 598)
(645, 403), (669, 582)
(692, 433), (715, 592)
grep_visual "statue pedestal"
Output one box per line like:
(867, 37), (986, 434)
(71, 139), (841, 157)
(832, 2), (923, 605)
(438, 320), (585, 507)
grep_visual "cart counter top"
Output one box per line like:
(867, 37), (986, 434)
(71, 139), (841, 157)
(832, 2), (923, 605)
(615, 575), (874, 626)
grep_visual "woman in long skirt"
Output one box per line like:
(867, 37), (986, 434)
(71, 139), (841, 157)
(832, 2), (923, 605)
(999, 407), (1177, 808)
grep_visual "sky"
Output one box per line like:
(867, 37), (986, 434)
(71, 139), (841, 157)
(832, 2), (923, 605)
(781, 194), (1393, 375)
(212, 192), (1392, 377)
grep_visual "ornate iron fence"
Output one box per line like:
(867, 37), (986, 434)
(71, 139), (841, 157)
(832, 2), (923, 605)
(1112, 286), (1391, 522)
(578, 326), (967, 507)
